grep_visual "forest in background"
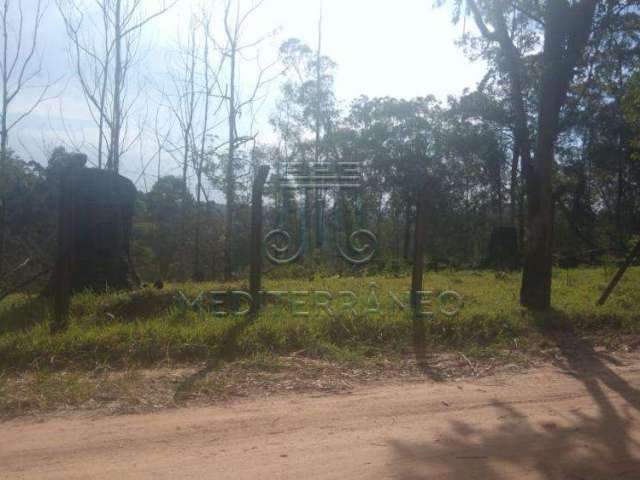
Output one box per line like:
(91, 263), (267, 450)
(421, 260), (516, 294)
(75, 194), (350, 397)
(1, 0), (639, 309)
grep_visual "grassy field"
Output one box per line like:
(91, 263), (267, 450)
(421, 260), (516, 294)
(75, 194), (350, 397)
(1, 267), (639, 373)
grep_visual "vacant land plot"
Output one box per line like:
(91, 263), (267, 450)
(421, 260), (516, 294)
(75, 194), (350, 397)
(1, 268), (639, 417)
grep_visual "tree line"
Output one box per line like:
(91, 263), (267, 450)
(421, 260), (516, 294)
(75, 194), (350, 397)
(0, 0), (639, 311)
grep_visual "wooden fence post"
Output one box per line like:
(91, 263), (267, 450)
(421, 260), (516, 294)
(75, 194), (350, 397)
(249, 165), (270, 314)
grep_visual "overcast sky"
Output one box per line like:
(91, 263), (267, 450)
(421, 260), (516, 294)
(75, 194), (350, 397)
(9, 0), (486, 189)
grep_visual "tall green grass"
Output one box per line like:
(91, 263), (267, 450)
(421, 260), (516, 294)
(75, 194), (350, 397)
(1, 268), (638, 371)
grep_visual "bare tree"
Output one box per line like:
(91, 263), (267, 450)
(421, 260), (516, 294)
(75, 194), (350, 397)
(192, 16), (212, 281)
(58, 0), (174, 173)
(178, 21), (198, 237)
(160, 7), (230, 279)
(58, 0), (111, 168)
(313, 3), (323, 249)
(192, 11), (226, 280)
(162, 15), (201, 246)
(217, 0), (279, 281)
(132, 105), (171, 190)
(0, 0), (55, 274)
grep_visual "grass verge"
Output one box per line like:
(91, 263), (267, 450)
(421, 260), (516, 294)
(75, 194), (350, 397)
(1, 268), (638, 372)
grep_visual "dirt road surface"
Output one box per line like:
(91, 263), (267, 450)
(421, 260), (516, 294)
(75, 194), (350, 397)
(2, 353), (640, 479)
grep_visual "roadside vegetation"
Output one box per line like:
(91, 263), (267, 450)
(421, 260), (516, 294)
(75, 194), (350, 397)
(2, 267), (639, 417)
(1, 268), (638, 372)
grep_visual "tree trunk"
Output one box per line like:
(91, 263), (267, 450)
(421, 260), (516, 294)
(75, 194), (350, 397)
(249, 165), (270, 314)
(224, 40), (237, 282)
(0, 135), (6, 279)
(520, 50), (563, 308)
(194, 26), (211, 281)
(0, 11), (8, 277)
(615, 145), (624, 249)
(108, 0), (122, 173)
(193, 167), (203, 281)
(97, 48), (109, 170)
(510, 139), (520, 229)
(520, 145), (555, 309)
(0, 196), (5, 278)
(403, 200), (412, 262)
(182, 28), (197, 244)
(393, 201), (401, 259)
(520, 0), (598, 310)
(313, 9), (323, 250)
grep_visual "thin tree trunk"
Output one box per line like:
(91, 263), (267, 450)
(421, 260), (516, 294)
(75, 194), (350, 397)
(194, 26), (211, 281)
(249, 165), (270, 313)
(180, 104), (192, 240)
(109, 0), (122, 173)
(180, 30), (196, 244)
(97, 56), (109, 169)
(180, 143), (189, 237)
(497, 178), (503, 222)
(0, 3), (9, 276)
(210, 205), (221, 280)
(393, 200), (401, 259)
(313, 6), (323, 250)
(518, 149), (526, 255)
(97, 12), (110, 170)
(0, 193), (5, 277)
(615, 143), (624, 249)
(403, 200), (412, 262)
(224, 33), (237, 282)
(510, 140), (521, 244)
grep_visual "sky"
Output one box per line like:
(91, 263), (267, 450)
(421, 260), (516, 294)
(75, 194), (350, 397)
(8, 0), (486, 189)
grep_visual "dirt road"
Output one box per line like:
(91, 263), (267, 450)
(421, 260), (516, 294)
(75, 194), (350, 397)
(2, 353), (640, 479)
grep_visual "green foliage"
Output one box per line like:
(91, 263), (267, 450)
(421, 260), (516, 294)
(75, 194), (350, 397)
(1, 269), (638, 372)
(624, 71), (640, 159)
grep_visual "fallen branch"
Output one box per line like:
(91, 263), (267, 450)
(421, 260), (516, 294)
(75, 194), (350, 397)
(597, 239), (640, 306)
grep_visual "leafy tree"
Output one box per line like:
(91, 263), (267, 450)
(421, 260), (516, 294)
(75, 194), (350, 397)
(272, 37), (338, 251)
(441, 0), (623, 309)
